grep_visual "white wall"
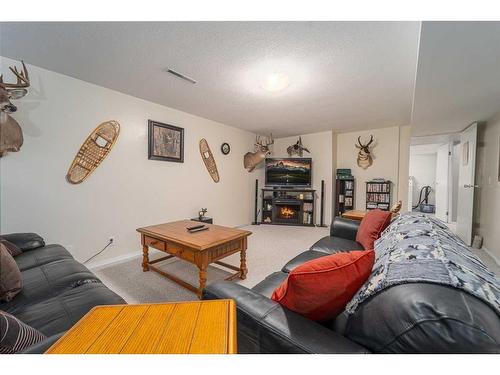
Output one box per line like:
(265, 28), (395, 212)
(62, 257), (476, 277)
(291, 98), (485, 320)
(271, 131), (333, 225)
(474, 116), (500, 263)
(336, 126), (410, 211)
(409, 152), (437, 206)
(0, 57), (258, 264)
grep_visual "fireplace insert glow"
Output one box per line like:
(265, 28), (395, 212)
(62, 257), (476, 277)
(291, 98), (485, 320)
(274, 202), (301, 224)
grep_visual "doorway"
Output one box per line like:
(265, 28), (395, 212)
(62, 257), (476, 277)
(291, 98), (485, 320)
(409, 135), (461, 226)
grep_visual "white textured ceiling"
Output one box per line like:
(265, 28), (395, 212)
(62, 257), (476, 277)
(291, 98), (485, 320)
(0, 22), (420, 137)
(412, 21), (500, 136)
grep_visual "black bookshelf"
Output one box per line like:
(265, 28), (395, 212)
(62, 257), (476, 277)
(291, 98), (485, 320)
(366, 180), (391, 211)
(261, 188), (315, 226)
(335, 178), (355, 216)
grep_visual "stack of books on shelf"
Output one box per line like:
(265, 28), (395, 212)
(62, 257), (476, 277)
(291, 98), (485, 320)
(366, 179), (391, 211)
(366, 193), (390, 203)
(367, 183), (390, 193)
(303, 202), (313, 212)
(303, 211), (313, 225)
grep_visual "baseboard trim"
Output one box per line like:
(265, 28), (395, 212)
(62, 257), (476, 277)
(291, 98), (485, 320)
(234, 223), (252, 228)
(481, 246), (500, 267)
(87, 251), (141, 271)
(88, 223), (254, 270)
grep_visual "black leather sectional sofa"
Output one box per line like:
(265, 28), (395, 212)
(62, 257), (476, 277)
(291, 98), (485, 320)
(203, 217), (500, 354)
(0, 233), (125, 353)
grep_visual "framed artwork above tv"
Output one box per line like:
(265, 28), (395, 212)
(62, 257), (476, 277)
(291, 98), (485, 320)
(265, 158), (312, 187)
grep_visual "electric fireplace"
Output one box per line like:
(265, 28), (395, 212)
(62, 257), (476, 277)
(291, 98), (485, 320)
(274, 201), (301, 224)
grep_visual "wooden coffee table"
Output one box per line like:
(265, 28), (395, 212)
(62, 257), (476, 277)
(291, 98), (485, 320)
(45, 300), (237, 354)
(137, 220), (252, 298)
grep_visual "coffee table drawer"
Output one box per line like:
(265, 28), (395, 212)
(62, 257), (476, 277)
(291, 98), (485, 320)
(144, 236), (166, 251)
(167, 243), (194, 262)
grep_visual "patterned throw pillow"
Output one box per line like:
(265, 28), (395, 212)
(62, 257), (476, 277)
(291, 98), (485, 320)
(0, 310), (46, 353)
(0, 238), (22, 257)
(0, 243), (22, 302)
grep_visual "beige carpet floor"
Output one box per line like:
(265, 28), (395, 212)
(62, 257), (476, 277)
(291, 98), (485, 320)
(93, 224), (330, 303)
(92, 224), (499, 304)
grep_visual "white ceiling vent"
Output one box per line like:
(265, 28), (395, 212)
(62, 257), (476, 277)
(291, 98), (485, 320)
(166, 68), (197, 84)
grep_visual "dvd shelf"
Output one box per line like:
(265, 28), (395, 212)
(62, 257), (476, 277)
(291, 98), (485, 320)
(366, 180), (391, 211)
(335, 173), (354, 216)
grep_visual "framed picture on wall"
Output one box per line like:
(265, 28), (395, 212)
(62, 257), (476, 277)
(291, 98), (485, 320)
(148, 120), (184, 163)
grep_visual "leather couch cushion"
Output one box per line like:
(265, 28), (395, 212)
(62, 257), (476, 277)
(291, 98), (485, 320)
(309, 236), (363, 254)
(0, 243), (22, 302)
(356, 209), (391, 250)
(329, 217), (360, 240)
(11, 282), (125, 336)
(282, 250), (330, 273)
(272, 250), (375, 322)
(0, 258), (98, 313)
(15, 244), (74, 271)
(252, 272), (288, 298)
(0, 233), (45, 252)
(344, 283), (500, 353)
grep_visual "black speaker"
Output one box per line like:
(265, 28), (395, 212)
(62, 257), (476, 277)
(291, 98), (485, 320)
(318, 179), (327, 227)
(252, 179), (260, 225)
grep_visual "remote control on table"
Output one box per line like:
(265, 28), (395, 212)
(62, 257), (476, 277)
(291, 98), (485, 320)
(188, 226), (209, 233)
(187, 224), (205, 231)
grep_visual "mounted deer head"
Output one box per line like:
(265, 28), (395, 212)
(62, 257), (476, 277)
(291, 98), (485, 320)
(287, 136), (310, 157)
(355, 135), (374, 169)
(243, 134), (274, 172)
(0, 61), (30, 157)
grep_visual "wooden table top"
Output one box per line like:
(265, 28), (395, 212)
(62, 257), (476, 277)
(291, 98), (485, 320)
(343, 210), (398, 221)
(137, 220), (252, 250)
(342, 210), (367, 220)
(46, 300), (237, 354)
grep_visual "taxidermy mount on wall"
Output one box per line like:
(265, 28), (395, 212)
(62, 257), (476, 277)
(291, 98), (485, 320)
(355, 135), (374, 169)
(287, 136), (310, 157)
(243, 134), (274, 172)
(0, 61), (30, 157)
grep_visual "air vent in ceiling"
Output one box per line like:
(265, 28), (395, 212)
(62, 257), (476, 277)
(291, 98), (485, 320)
(165, 68), (197, 84)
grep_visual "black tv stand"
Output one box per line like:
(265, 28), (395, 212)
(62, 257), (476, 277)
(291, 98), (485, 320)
(261, 187), (316, 226)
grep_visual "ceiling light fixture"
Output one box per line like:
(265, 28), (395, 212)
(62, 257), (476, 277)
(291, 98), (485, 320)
(261, 72), (290, 93)
(166, 68), (197, 84)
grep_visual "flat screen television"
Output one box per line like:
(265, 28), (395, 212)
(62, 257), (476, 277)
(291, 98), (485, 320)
(265, 158), (312, 187)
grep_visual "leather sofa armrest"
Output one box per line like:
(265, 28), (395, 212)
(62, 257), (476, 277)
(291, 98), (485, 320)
(19, 332), (65, 354)
(1, 232), (45, 251)
(203, 281), (369, 354)
(330, 217), (360, 240)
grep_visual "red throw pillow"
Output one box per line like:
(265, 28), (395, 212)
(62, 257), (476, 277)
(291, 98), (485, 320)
(356, 209), (392, 250)
(271, 250), (375, 322)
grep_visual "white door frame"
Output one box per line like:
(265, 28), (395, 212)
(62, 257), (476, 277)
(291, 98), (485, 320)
(456, 122), (478, 245)
(435, 143), (451, 222)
